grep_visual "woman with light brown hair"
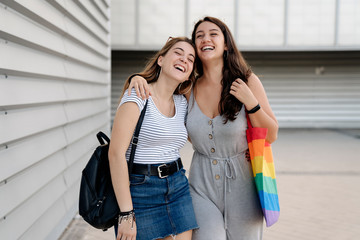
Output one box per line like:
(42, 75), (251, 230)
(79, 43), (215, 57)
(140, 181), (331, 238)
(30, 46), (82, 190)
(109, 37), (198, 240)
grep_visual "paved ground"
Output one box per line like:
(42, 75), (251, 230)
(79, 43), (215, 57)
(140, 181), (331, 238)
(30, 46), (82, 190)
(59, 129), (360, 240)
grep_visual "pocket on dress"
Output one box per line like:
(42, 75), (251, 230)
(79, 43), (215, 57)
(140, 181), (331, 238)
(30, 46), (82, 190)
(236, 154), (253, 181)
(129, 174), (148, 185)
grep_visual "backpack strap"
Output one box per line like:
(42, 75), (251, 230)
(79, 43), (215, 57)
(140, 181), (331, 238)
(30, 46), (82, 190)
(128, 99), (148, 175)
(96, 131), (110, 145)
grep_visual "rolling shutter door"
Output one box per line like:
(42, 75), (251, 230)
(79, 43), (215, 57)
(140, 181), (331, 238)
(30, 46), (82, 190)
(111, 51), (360, 128)
(111, 51), (155, 125)
(248, 51), (360, 128)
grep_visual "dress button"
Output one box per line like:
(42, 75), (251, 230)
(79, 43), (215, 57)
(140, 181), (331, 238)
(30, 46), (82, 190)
(212, 160), (218, 165)
(215, 174), (220, 180)
(209, 134), (213, 139)
(211, 148), (215, 153)
(208, 120), (212, 125)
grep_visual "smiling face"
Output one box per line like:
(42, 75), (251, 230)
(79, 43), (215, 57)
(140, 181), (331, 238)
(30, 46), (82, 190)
(157, 41), (196, 82)
(194, 21), (227, 62)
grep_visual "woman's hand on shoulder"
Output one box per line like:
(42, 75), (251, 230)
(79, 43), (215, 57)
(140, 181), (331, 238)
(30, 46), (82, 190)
(231, 73), (278, 143)
(230, 77), (258, 110)
(128, 75), (151, 100)
(247, 73), (279, 143)
(246, 73), (273, 113)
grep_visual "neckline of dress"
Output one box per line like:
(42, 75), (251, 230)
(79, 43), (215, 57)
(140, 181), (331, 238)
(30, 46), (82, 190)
(191, 91), (220, 120)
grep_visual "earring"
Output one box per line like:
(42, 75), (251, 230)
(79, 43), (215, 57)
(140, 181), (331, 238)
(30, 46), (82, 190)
(155, 67), (161, 80)
(223, 51), (228, 60)
(178, 80), (193, 95)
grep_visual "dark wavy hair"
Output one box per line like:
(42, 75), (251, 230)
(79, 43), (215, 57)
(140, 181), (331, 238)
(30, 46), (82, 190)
(122, 37), (196, 97)
(191, 16), (252, 123)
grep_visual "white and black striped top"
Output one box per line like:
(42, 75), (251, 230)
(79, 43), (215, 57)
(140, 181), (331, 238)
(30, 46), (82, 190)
(119, 89), (188, 164)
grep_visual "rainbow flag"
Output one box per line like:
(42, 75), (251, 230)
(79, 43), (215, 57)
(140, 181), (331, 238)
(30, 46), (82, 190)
(246, 117), (280, 227)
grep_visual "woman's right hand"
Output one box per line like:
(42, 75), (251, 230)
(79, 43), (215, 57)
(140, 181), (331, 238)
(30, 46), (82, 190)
(117, 218), (137, 240)
(128, 75), (151, 100)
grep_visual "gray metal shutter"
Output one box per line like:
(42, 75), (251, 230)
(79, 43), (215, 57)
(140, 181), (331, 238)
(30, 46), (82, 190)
(111, 51), (360, 128)
(247, 51), (360, 128)
(111, 51), (155, 125)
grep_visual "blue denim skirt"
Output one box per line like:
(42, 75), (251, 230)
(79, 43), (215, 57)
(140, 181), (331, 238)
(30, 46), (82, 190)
(116, 166), (198, 240)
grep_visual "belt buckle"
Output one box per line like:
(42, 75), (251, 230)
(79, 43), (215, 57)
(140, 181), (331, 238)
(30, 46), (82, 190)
(157, 164), (168, 178)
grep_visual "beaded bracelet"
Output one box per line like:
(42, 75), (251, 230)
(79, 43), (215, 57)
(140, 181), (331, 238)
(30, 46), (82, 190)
(246, 104), (261, 114)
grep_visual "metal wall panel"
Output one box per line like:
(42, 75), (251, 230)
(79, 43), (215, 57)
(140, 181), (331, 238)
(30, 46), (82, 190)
(189, 0), (235, 34)
(138, 0), (185, 46)
(111, 0), (360, 50)
(111, 0), (136, 46)
(0, 0), (111, 239)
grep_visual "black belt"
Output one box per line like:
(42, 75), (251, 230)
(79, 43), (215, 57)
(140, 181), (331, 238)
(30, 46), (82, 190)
(131, 158), (183, 178)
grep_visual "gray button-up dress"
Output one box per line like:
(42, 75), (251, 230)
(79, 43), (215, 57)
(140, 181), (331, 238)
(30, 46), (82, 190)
(186, 92), (263, 240)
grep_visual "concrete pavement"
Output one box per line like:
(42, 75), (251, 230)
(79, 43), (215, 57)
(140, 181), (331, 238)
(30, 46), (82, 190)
(59, 129), (360, 240)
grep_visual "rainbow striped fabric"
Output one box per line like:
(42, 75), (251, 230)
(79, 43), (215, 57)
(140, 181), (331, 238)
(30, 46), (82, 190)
(246, 116), (280, 227)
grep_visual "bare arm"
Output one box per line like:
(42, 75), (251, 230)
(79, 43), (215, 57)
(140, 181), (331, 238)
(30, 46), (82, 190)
(183, 91), (192, 143)
(108, 102), (140, 239)
(127, 75), (151, 99)
(230, 73), (278, 143)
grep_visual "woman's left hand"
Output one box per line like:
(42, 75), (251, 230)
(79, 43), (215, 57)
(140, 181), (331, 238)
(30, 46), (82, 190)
(230, 78), (258, 110)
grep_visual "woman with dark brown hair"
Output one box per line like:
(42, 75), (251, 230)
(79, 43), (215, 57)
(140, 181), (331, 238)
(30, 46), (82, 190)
(109, 37), (198, 240)
(129, 16), (278, 240)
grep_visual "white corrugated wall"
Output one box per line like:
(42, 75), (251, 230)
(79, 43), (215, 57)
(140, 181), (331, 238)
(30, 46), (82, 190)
(0, 0), (111, 239)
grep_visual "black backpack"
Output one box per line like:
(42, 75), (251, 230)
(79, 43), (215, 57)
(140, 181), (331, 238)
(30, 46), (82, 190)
(79, 100), (148, 230)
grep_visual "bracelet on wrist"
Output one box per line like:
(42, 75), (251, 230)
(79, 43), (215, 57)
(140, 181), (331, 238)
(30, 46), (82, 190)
(119, 209), (134, 216)
(118, 210), (136, 229)
(246, 104), (261, 114)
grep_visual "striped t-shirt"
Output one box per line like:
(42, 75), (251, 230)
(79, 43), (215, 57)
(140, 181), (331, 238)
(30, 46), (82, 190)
(119, 89), (188, 164)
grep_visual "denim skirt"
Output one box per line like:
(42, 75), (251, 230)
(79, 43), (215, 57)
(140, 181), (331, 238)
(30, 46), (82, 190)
(117, 167), (198, 240)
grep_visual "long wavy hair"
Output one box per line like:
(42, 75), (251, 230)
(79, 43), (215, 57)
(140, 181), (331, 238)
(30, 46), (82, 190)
(191, 16), (252, 123)
(121, 37), (196, 97)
